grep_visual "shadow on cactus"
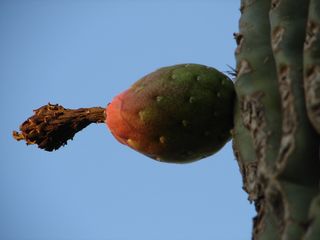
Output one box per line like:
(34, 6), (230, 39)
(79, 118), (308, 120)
(13, 64), (235, 163)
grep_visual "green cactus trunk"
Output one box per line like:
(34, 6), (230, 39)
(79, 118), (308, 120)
(233, 0), (320, 239)
(304, 0), (320, 135)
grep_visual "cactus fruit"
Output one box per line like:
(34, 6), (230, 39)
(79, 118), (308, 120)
(106, 64), (235, 163)
(13, 64), (235, 163)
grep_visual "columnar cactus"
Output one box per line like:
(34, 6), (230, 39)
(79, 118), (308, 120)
(233, 0), (320, 239)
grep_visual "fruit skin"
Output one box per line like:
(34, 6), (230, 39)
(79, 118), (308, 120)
(106, 64), (235, 163)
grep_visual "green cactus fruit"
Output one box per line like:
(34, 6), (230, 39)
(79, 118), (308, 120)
(106, 64), (235, 163)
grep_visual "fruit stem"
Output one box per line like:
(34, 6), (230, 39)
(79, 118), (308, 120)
(12, 103), (106, 151)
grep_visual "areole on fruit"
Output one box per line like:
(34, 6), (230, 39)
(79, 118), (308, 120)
(13, 64), (235, 163)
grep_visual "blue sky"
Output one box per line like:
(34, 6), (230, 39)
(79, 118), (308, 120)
(0, 1), (255, 240)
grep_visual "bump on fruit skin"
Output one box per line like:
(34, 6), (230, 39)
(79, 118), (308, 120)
(106, 64), (235, 163)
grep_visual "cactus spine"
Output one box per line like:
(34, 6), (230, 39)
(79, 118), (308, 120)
(234, 0), (320, 239)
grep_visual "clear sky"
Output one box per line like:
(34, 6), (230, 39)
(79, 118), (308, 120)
(1, 1), (255, 240)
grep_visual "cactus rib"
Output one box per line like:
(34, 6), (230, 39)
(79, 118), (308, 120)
(304, 0), (320, 134)
(234, 0), (282, 238)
